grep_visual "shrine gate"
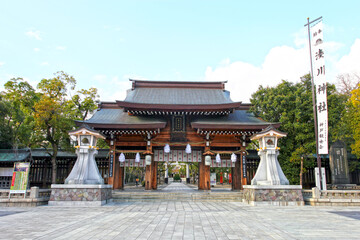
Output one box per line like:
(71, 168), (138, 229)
(79, 80), (277, 190)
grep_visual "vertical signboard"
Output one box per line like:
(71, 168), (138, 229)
(109, 153), (114, 177)
(242, 155), (247, 178)
(10, 162), (30, 197)
(311, 21), (328, 154)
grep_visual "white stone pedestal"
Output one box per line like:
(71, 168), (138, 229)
(243, 185), (304, 206)
(48, 184), (112, 207)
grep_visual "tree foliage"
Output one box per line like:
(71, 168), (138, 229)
(0, 78), (38, 149)
(250, 74), (347, 184)
(1, 72), (99, 184)
(34, 72), (77, 183)
(348, 83), (360, 157)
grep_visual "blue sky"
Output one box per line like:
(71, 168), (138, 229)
(1, 0), (360, 102)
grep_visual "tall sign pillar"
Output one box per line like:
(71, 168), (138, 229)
(108, 140), (116, 187)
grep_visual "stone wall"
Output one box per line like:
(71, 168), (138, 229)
(0, 187), (50, 207)
(48, 184), (112, 206)
(50, 187), (111, 202)
(306, 187), (360, 206)
(243, 185), (304, 206)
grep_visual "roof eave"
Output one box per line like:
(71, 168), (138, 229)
(191, 123), (280, 130)
(116, 101), (242, 111)
(83, 122), (167, 130)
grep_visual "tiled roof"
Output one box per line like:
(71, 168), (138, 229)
(124, 88), (233, 105)
(0, 149), (30, 162)
(82, 108), (167, 128)
(191, 110), (277, 129)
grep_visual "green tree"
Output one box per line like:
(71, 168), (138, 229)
(250, 74), (347, 185)
(1, 78), (38, 149)
(34, 71), (99, 183)
(68, 87), (99, 121)
(0, 94), (12, 149)
(34, 72), (76, 183)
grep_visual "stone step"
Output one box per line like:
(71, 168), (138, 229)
(111, 192), (244, 202)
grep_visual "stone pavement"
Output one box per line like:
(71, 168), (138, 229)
(161, 182), (197, 192)
(1, 199), (360, 240)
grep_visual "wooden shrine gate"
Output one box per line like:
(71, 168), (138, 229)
(114, 149), (246, 191)
(81, 80), (276, 191)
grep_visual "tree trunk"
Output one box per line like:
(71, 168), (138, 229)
(51, 145), (58, 184)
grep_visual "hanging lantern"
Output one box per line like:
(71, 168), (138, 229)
(185, 144), (191, 154)
(205, 155), (211, 166)
(135, 152), (140, 163)
(164, 144), (170, 153)
(231, 153), (237, 163)
(119, 153), (125, 162)
(216, 153), (221, 163)
(145, 155), (152, 165)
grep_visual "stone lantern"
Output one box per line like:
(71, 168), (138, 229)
(49, 124), (112, 206)
(65, 124), (105, 184)
(250, 125), (289, 185)
(242, 125), (304, 206)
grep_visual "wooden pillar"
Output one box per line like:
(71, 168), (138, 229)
(145, 163), (151, 190)
(113, 156), (124, 190)
(145, 159), (157, 190)
(198, 156), (210, 190)
(232, 153), (242, 191)
(151, 161), (158, 190)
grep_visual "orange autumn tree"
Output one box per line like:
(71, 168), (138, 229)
(348, 83), (360, 157)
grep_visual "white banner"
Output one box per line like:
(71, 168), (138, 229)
(154, 150), (202, 162)
(311, 21), (328, 154)
(119, 159), (145, 168)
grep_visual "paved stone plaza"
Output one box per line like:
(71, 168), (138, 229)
(1, 183), (360, 240)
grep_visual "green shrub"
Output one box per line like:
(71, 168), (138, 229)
(173, 174), (181, 181)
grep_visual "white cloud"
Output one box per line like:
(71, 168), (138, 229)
(34, 48), (40, 52)
(205, 45), (309, 102)
(25, 30), (42, 40)
(94, 74), (148, 102)
(336, 39), (360, 75)
(93, 74), (107, 83)
(56, 46), (66, 50)
(40, 62), (49, 66)
(205, 34), (359, 103)
(293, 28), (307, 48)
(0, 62), (5, 67)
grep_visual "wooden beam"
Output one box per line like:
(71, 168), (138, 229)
(115, 142), (147, 146)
